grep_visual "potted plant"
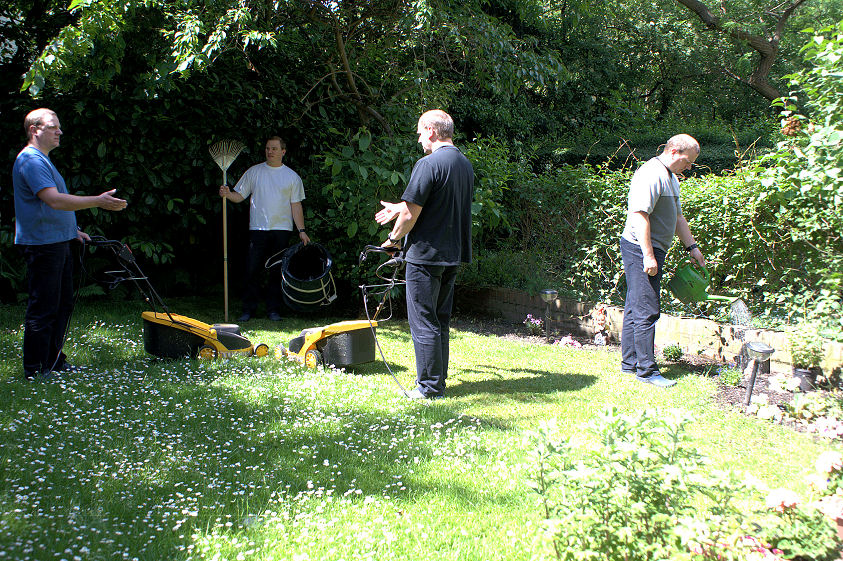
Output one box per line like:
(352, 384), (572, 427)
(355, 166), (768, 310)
(788, 322), (824, 392)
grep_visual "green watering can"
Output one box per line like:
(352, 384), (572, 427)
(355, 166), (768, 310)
(667, 260), (739, 305)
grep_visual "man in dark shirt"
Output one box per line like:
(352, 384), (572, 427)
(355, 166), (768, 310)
(375, 109), (474, 399)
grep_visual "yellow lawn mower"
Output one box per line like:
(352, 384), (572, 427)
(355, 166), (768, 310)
(276, 245), (405, 369)
(88, 237), (269, 360)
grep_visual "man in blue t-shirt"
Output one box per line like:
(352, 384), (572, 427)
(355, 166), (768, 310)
(12, 108), (127, 381)
(375, 110), (474, 399)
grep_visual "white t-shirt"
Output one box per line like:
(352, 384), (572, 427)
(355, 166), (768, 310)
(234, 162), (305, 231)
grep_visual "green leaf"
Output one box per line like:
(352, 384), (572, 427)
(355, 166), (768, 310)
(347, 221), (358, 238)
(97, 142), (106, 158)
(359, 133), (371, 152)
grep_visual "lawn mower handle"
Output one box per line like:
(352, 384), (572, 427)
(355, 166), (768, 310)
(85, 236), (136, 264)
(359, 244), (400, 265)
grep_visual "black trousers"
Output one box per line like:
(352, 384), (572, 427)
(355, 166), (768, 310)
(243, 230), (292, 315)
(405, 262), (459, 397)
(620, 237), (667, 377)
(21, 241), (74, 377)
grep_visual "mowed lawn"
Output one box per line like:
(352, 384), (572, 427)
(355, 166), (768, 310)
(0, 298), (835, 561)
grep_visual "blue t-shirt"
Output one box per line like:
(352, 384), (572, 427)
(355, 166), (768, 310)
(12, 147), (77, 245)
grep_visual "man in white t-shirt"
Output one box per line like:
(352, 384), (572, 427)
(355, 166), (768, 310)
(220, 136), (310, 321)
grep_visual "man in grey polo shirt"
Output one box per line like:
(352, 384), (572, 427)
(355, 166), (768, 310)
(620, 134), (705, 388)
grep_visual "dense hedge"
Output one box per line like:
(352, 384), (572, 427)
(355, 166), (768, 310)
(462, 155), (819, 329)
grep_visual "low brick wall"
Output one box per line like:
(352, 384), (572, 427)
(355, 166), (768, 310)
(454, 285), (843, 374)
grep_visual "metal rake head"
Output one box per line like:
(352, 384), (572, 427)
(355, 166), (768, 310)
(209, 139), (246, 171)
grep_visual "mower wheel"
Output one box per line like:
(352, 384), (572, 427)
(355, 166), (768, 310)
(304, 349), (323, 369)
(274, 343), (288, 360)
(197, 345), (218, 360)
(253, 343), (270, 358)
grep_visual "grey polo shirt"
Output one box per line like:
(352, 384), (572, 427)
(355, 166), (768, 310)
(621, 157), (681, 252)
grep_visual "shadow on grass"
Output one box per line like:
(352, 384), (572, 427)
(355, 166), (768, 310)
(448, 366), (597, 398)
(658, 364), (692, 381)
(0, 333), (521, 558)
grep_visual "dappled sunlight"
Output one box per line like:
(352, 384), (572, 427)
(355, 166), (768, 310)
(0, 300), (835, 558)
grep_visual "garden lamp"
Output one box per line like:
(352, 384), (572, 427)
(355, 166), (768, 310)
(744, 341), (775, 408)
(540, 289), (558, 344)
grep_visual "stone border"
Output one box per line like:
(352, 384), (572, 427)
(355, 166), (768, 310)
(455, 286), (843, 373)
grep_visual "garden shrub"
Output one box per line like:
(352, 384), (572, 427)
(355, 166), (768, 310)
(527, 407), (841, 561)
(755, 499), (839, 561)
(492, 160), (787, 318)
(717, 367), (743, 387)
(662, 343), (683, 362)
(749, 22), (843, 340)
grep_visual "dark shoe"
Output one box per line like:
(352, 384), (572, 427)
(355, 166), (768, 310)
(267, 312), (282, 322)
(238, 313), (252, 322)
(406, 387), (443, 400)
(637, 373), (677, 388)
(25, 370), (58, 382)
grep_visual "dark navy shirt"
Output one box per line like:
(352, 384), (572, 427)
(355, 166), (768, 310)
(401, 145), (474, 266)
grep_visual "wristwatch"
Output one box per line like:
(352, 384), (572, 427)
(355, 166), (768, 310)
(685, 243), (698, 252)
(298, 228), (306, 234)
(388, 234), (401, 244)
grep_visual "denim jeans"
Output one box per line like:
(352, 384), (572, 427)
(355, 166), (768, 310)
(21, 241), (74, 377)
(243, 230), (292, 315)
(620, 237), (667, 377)
(405, 262), (459, 397)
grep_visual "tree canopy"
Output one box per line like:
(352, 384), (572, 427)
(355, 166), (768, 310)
(1, 0), (840, 330)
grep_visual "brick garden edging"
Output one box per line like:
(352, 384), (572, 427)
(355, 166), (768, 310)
(454, 285), (843, 374)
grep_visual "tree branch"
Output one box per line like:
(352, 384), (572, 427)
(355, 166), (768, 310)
(674, 0), (810, 101)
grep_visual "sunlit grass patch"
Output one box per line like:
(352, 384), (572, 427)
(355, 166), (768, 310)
(0, 297), (837, 559)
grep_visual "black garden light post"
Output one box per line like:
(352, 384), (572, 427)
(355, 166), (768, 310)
(744, 341), (775, 408)
(540, 289), (558, 344)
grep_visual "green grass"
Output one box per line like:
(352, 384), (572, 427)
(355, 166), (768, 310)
(0, 297), (838, 560)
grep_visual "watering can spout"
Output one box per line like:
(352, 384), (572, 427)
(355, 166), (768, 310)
(705, 294), (740, 303)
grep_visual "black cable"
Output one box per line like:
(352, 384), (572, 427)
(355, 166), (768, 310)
(358, 246), (412, 399)
(362, 280), (411, 399)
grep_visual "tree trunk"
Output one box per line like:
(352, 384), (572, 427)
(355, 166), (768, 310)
(674, 0), (809, 101)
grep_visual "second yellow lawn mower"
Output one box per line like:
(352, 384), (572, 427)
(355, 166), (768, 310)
(276, 245), (405, 369)
(88, 237), (269, 360)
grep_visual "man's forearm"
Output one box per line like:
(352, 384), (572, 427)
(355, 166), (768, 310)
(44, 193), (101, 211)
(291, 202), (305, 230)
(675, 214), (696, 248)
(223, 191), (245, 203)
(389, 203), (421, 240)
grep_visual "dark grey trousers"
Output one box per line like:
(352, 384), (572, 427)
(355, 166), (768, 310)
(620, 237), (667, 377)
(405, 262), (459, 397)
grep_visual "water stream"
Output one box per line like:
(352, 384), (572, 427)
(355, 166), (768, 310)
(729, 298), (752, 327)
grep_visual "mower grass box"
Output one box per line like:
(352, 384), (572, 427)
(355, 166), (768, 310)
(142, 312), (269, 360)
(280, 320), (377, 368)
